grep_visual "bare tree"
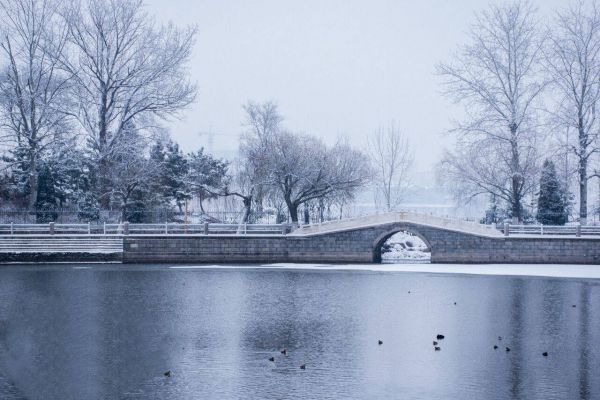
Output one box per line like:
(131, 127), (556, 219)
(438, 136), (539, 216)
(545, 1), (600, 225)
(437, 1), (546, 223)
(238, 101), (282, 213)
(368, 122), (413, 212)
(0, 0), (72, 207)
(231, 100), (282, 223)
(266, 131), (370, 225)
(61, 0), (197, 206)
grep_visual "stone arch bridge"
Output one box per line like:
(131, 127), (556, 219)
(124, 212), (600, 264)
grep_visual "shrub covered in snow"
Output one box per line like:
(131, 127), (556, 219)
(381, 231), (430, 261)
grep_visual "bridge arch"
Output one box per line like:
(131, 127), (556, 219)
(372, 225), (433, 263)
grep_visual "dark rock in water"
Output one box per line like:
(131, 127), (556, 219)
(498, 336), (502, 340)
(572, 305), (576, 308)
(434, 347), (441, 351)
(163, 370), (172, 377)
(543, 352), (548, 357)
(281, 349), (287, 355)
(436, 334), (445, 340)
(378, 340), (383, 345)
(505, 347), (511, 352)
(493, 345), (498, 350)
(454, 302), (457, 305)
(433, 341), (438, 346)
(300, 364), (306, 369)
(269, 357), (275, 362)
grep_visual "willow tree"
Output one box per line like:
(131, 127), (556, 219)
(437, 1), (545, 223)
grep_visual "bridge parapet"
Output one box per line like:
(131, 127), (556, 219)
(290, 212), (502, 237)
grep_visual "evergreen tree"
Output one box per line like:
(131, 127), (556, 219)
(482, 194), (509, 224)
(161, 141), (190, 212)
(35, 165), (59, 223)
(537, 159), (567, 225)
(148, 141), (168, 207)
(186, 148), (229, 211)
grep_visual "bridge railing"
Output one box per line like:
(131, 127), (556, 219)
(292, 211), (502, 237)
(0, 222), (290, 236)
(505, 224), (600, 236)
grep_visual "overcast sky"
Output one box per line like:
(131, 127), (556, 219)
(145, 0), (565, 185)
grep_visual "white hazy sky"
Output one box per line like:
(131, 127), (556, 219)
(145, 0), (565, 184)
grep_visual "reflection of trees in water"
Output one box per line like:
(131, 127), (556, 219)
(578, 285), (591, 400)
(506, 278), (596, 399)
(508, 279), (525, 400)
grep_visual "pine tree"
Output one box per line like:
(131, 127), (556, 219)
(537, 159), (567, 225)
(482, 194), (509, 224)
(161, 141), (190, 213)
(35, 165), (59, 223)
(186, 148), (229, 211)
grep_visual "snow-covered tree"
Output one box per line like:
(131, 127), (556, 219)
(159, 141), (189, 213)
(437, 1), (545, 223)
(61, 0), (197, 206)
(186, 148), (229, 212)
(368, 122), (413, 212)
(265, 131), (370, 225)
(236, 100), (283, 219)
(482, 194), (509, 224)
(0, 0), (72, 208)
(106, 127), (158, 220)
(34, 164), (59, 222)
(545, 1), (600, 225)
(537, 159), (567, 225)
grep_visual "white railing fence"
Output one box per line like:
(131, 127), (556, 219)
(506, 224), (600, 236)
(1, 215), (598, 237)
(0, 222), (290, 236)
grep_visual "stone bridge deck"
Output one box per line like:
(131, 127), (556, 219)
(290, 212), (502, 238)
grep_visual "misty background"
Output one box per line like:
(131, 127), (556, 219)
(145, 0), (563, 189)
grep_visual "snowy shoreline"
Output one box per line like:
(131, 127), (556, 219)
(170, 263), (600, 279)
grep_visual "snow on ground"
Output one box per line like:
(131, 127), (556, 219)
(381, 231), (430, 261)
(169, 263), (600, 279)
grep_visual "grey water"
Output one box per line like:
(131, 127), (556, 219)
(0, 264), (599, 400)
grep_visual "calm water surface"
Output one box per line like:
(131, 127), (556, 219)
(0, 264), (599, 400)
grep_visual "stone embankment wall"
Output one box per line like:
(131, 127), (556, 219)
(123, 222), (600, 264)
(0, 236), (123, 263)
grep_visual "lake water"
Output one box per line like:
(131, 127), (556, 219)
(0, 264), (599, 400)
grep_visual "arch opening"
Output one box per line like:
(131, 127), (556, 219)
(374, 229), (431, 263)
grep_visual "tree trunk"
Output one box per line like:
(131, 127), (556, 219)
(287, 200), (299, 225)
(579, 156), (588, 225)
(98, 89), (110, 208)
(577, 120), (589, 225)
(236, 195), (252, 234)
(318, 198), (324, 222)
(28, 153), (38, 209)
(510, 124), (522, 223)
(240, 196), (252, 224)
(303, 206), (310, 224)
